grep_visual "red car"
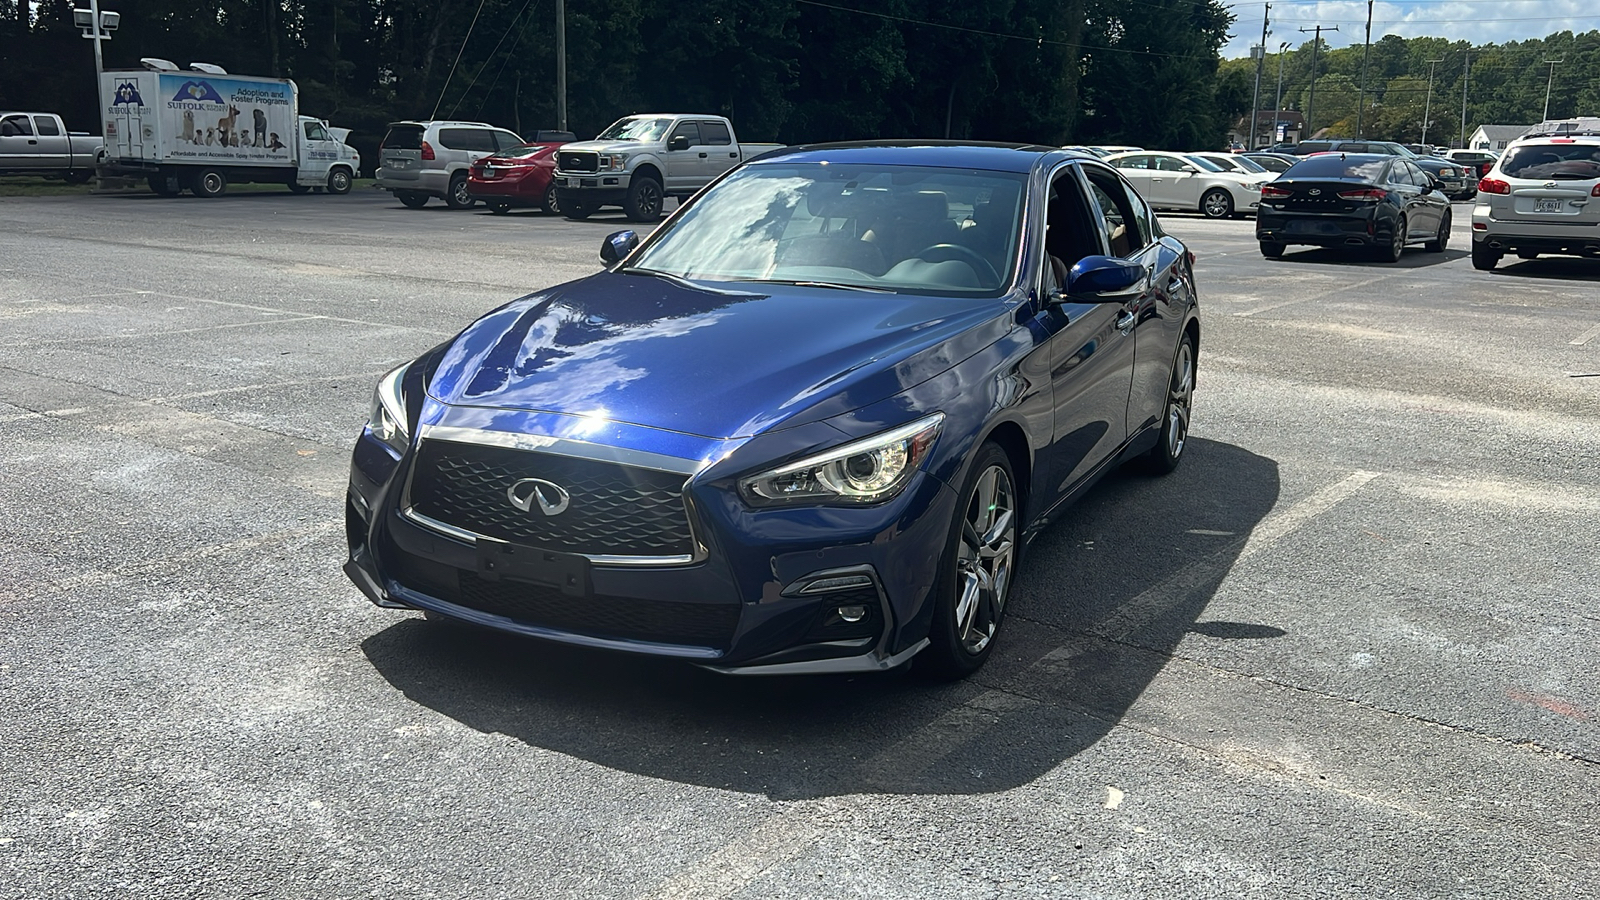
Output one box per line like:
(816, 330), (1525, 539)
(467, 130), (576, 215)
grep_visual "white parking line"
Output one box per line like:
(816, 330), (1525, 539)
(1234, 274), (1393, 317)
(1570, 322), (1600, 346)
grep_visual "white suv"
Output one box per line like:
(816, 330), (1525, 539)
(1471, 120), (1600, 270)
(376, 120), (524, 209)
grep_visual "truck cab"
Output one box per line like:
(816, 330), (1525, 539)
(0, 112), (103, 183)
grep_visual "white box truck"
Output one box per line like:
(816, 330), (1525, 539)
(99, 61), (360, 197)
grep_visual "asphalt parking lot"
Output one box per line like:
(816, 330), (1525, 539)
(3, 188), (1597, 898)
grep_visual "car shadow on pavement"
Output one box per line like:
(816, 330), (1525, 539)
(1488, 258), (1600, 282)
(360, 438), (1280, 799)
(1266, 247), (1467, 268)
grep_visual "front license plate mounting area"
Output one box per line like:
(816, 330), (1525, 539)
(476, 538), (591, 597)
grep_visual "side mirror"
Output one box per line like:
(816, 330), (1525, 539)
(1066, 256), (1144, 299)
(1429, 179), (1444, 193)
(1179, 165), (1198, 173)
(600, 230), (640, 265)
(667, 135), (690, 152)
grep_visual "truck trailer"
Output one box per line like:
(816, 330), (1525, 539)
(98, 61), (360, 197)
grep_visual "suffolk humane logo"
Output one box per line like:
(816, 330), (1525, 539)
(112, 81), (144, 106)
(170, 81), (225, 104)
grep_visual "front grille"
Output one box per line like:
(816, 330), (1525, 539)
(558, 151), (598, 173)
(409, 440), (695, 557)
(457, 572), (739, 647)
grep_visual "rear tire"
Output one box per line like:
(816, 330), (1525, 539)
(1471, 242), (1500, 271)
(397, 191), (429, 209)
(147, 174), (180, 196)
(189, 168), (227, 198)
(288, 182), (311, 194)
(1260, 241), (1285, 259)
(1516, 250), (1540, 260)
(63, 170), (94, 185)
(918, 442), (1019, 680)
(1377, 216), (1406, 262)
(1140, 331), (1196, 475)
(489, 201), (513, 215)
(1424, 211), (1451, 253)
(445, 173), (473, 209)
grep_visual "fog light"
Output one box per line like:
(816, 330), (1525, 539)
(836, 604), (868, 623)
(799, 574), (873, 594)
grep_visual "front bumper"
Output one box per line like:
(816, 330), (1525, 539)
(552, 171), (631, 207)
(344, 416), (957, 674)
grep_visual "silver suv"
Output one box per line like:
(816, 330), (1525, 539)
(1471, 120), (1600, 270)
(376, 120), (523, 209)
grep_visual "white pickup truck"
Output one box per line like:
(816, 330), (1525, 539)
(0, 112), (104, 183)
(552, 114), (783, 221)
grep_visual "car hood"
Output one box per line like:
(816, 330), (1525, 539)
(557, 140), (648, 155)
(425, 272), (1013, 440)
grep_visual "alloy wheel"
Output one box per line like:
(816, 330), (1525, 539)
(954, 465), (1016, 656)
(453, 179), (472, 207)
(635, 180), (662, 219)
(1167, 340), (1194, 460)
(1202, 190), (1232, 218)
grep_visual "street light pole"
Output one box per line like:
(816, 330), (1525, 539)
(1460, 51), (1472, 149)
(1356, 0), (1373, 138)
(1250, 4), (1270, 149)
(555, 0), (567, 132)
(1543, 59), (1562, 121)
(1421, 57), (1444, 146)
(1273, 41), (1289, 146)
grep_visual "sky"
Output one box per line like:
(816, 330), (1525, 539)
(1220, 0), (1599, 58)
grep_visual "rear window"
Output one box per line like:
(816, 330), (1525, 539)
(1283, 156), (1388, 181)
(1297, 141), (1333, 154)
(383, 125), (423, 150)
(1500, 143), (1600, 180)
(495, 144), (554, 160)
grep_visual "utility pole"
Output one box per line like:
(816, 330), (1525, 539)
(1273, 41), (1290, 145)
(1543, 59), (1562, 121)
(1355, 0), (1373, 138)
(1249, 4), (1270, 149)
(1459, 51), (1472, 149)
(555, 0), (567, 131)
(1299, 25), (1338, 139)
(1421, 57), (1444, 146)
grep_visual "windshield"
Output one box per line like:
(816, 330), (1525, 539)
(596, 116), (675, 142)
(1501, 143), (1600, 180)
(1185, 155), (1225, 172)
(1227, 155), (1270, 173)
(630, 163), (1027, 296)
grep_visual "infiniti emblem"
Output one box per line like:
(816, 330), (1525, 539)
(507, 478), (571, 516)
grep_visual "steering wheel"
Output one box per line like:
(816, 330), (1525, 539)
(912, 244), (1001, 286)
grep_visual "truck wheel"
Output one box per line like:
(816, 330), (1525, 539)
(327, 167), (353, 195)
(624, 176), (664, 222)
(563, 201), (591, 220)
(489, 202), (513, 215)
(397, 191), (429, 209)
(147, 175), (181, 197)
(288, 182), (311, 194)
(445, 173), (473, 209)
(64, 170), (94, 186)
(190, 168), (227, 198)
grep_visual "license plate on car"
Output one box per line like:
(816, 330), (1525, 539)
(1536, 198), (1564, 213)
(477, 538), (590, 597)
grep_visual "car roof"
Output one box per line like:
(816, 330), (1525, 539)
(385, 120), (497, 128)
(750, 141), (1068, 174)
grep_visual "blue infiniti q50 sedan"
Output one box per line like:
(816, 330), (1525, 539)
(344, 142), (1200, 678)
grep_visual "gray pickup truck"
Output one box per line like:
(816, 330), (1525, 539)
(552, 113), (783, 221)
(0, 112), (103, 183)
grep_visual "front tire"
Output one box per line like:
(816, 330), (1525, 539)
(563, 200), (591, 220)
(919, 442), (1019, 680)
(1140, 331), (1196, 475)
(397, 190), (429, 209)
(541, 182), (562, 215)
(445, 173), (473, 209)
(326, 167), (353, 195)
(1424, 211), (1451, 253)
(1471, 242), (1500, 271)
(624, 175), (664, 222)
(1200, 188), (1234, 219)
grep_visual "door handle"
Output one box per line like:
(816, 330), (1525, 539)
(728, 152), (737, 157)
(698, 152), (707, 158)
(27, 139), (37, 144)
(1115, 310), (1136, 332)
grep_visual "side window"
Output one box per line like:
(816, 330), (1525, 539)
(437, 128), (468, 150)
(1043, 171), (1104, 293)
(1083, 169), (1149, 258)
(700, 121), (732, 145)
(1155, 156), (1189, 172)
(1113, 155), (1148, 170)
(303, 122), (330, 142)
(33, 116), (60, 136)
(669, 121), (701, 147)
(1, 115), (33, 137)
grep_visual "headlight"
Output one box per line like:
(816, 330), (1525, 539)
(739, 414), (944, 506)
(1241, 181), (1261, 192)
(600, 153), (629, 171)
(367, 364), (409, 454)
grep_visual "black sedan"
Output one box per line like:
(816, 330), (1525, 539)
(1256, 154), (1453, 262)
